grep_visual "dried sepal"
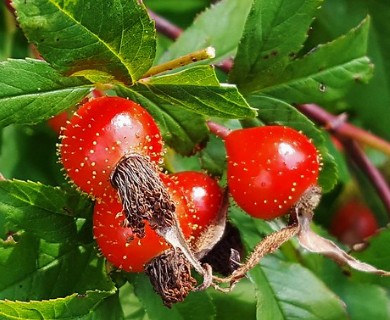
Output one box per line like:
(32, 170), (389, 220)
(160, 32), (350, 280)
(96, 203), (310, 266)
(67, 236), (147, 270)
(192, 189), (230, 259)
(111, 153), (175, 238)
(145, 248), (197, 308)
(295, 187), (390, 276)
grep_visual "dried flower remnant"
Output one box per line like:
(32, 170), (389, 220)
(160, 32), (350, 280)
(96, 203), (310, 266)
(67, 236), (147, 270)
(111, 154), (175, 238)
(145, 248), (197, 308)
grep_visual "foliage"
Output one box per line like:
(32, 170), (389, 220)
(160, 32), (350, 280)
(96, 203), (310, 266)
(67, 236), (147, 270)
(0, 0), (389, 319)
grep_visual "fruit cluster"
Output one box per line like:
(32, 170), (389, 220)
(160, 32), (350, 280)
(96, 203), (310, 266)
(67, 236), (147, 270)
(59, 96), (321, 305)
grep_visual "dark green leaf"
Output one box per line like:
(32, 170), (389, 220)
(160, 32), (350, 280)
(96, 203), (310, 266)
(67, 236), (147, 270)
(351, 228), (390, 287)
(209, 278), (256, 320)
(0, 124), (63, 185)
(0, 59), (91, 128)
(131, 273), (184, 320)
(13, 0), (155, 84)
(0, 179), (93, 243)
(116, 86), (209, 156)
(247, 95), (338, 193)
(259, 256), (347, 320)
(119, 282), (147, 320)
(130, 273), (215, 320)
(259, 18), (373, 104)
(133, 66), (256, 119)
(175, 291), (216, 320)
(159, 0), (252, 64)
(0, 234), (114, 302)
(90, 292), (125, 320)
(300, 249), (390, 320)
(229, 0), (322, 93)
(0, 291), (116, 320)
(308, 0), (390, 140)
(199, 135), (226, 176)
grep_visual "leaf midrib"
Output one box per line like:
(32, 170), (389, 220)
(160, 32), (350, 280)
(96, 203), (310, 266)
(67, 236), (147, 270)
(49, 0), (132, 81)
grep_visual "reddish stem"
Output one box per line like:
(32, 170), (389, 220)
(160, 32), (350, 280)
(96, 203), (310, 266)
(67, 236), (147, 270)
(216, 59), (234, 73)
(148, 10), (182, 40)
(341, 139), (390, 217)
(297, 104), (390, 157)
(206, 121), (231, 139)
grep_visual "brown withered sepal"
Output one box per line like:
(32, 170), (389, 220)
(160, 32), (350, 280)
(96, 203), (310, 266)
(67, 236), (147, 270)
(145, 248), (197, 308)
(110, 153), (175, 238)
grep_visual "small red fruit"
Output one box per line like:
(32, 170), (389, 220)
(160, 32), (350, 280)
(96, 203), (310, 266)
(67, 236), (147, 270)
(225, 126), (320, 219)
(48, 111), (70, 134)
(93, 176), (191, 272)
(60, 96), (162, 198)
(330, 199), (378, 245)
(168, 171), (223, 239)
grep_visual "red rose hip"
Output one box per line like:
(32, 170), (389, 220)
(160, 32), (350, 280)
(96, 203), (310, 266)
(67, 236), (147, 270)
(60, 96), (163, 199)
(168, 171), (223, 239)
(225, 126), (320, 219)
(93, 177), (192, 272)
(330, 199), (378, 245)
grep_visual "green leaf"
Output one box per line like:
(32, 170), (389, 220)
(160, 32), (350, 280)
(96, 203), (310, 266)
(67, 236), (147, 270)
(89, 292), (124, 320)
(0, 291), (116, 320)
(0, 233), (114, 301)
(247, 95), (338, 193)
(0, 59), (91, 128)
(209, 278), (256, 320)
(351, 228), (390, 287)
(199, 135), (226, 176)
(13, 0), (156, 84)
(132, 66), (256, 119)
(229, 0), (322, 93)
(130, 273), (185, 320)
(259, 17), (373, 104)
(229, 207), (347, 320)
(0, 179), (93, 243)
(129, 273), (215, 320)
(116, 86), (209, 156)
(259, 257), (347, 320)
(307, 0), (390, 140)
(0, 125), (63, 185)
(300, 249), (390, 320)
(159, 0), (252, 64)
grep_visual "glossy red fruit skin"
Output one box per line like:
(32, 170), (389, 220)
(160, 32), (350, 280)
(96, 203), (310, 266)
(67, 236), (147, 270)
(225, 126), (320, 220)
(60, 96), (162, 198)
(93, 176), (191, 272)
(330, 199), (378, 245)
(168, 171), (223, 239)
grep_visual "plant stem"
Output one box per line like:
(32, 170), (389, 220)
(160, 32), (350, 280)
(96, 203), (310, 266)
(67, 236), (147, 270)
(297, 104), (390, 157)
(141, 47), (215, 79)
(148, 10), (182, 39)
(206, 121), (231, 139)
(341, 139), (390, 217)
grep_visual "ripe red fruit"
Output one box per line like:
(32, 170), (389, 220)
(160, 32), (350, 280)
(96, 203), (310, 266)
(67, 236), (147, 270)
(93, 176), (192, 272)
(330, 199), (378, 245)
(167, 171), (223, 239)
(60, 96), (162, 198)
(48, 111), (69, 134)
(225, 126), (320, 219)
